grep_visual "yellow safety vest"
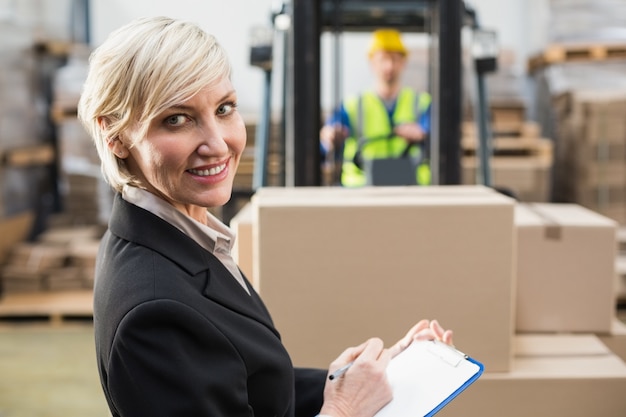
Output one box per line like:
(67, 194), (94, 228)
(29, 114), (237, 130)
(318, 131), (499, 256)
(342, 88), (431, 187)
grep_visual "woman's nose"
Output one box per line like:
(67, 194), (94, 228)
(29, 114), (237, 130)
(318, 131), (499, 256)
(197, 129), (228, 155)
(197, 143), (211, 155)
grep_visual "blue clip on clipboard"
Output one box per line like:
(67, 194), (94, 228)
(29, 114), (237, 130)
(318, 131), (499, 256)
(374, 340), (484, 417)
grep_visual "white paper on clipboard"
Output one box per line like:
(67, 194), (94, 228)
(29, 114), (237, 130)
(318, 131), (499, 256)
(374, 340), (484, 417)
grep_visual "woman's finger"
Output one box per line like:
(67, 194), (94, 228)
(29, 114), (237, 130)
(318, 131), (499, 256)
(387, 319), (430, 358)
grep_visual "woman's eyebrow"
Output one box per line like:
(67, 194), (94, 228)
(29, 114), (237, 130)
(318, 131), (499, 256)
(165, 91), (236, 112)
(165, 104), (194, 112)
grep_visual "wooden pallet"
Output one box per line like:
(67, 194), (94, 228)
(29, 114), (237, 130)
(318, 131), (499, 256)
(462, 136), (553, 159)
(528, 43), (626, 72)
(462, 120), (541, 139)
(0, 143), (55, 168)
(462, 120), (551, 158)
(0, 289), (93, 325)
(50, 103), (78, 124)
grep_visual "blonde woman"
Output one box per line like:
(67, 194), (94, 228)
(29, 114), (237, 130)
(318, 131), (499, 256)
(78, 16), (452, 417)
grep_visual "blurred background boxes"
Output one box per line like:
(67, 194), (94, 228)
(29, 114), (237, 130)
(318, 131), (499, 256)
(0, 211), (34, 265)
(462, 155), (552, 202)
(537, 72), (626, 226)
(0, 225), (101, 295)
(250, 186), (516, 371)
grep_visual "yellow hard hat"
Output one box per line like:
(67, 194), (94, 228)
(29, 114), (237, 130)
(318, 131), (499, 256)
(368, 29), (407, 57)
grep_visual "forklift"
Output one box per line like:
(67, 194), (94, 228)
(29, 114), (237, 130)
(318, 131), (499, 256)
(249, 0), (498, 189)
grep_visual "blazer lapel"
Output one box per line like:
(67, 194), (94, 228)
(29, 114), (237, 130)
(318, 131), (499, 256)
(201, 255), (279, 337)
(109, 193), (279, 337)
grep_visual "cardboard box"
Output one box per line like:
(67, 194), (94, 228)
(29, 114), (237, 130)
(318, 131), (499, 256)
(555, 91), (626, 145)
(439, 334), (626, 417)
(580, 161), (626, 188)
(233, 186), (502, 290)
(576, 185), (626, 208)
(594, 204), (626, 226)
(252, 186), (516, 371)
(598, 318), (626, 363)
(230, 202), (255, 289)
(515, 203), (617, 333)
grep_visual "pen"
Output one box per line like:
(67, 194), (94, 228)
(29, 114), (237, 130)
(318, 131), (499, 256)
(328, 361), (354, 380)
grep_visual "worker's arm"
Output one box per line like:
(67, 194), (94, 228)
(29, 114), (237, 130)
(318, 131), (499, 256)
(320, 105), (351, 151)
(394, 102), (431, 143)
(393, 123), (426, 143)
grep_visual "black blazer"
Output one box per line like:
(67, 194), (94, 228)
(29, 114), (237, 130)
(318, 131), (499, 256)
(94, 193), (326, 417)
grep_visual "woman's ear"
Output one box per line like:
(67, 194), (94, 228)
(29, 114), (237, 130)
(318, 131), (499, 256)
(98, 117), (129, 159)
(96, 116), (110, 132)
(109, 138), (129, 159)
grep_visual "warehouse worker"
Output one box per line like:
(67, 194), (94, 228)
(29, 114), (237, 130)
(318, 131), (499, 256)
(78, 16), (454, 417)
(320, 28), (432, 186)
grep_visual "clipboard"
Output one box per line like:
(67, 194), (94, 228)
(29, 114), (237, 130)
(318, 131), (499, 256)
(374, 340), (484, 417)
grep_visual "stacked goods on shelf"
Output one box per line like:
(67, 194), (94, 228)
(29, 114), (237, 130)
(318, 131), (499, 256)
(56, 169), (112, 227)
(461, 115), (553, 202)
(221, 116), (283, 223)
(233, 121), (257, 191)
(529, 0), (626, 225)
(237, 117), (284, 191)
(2, 244), (70, 292)
(0, 212), (34, 266)
(0, 18), (52, 218)
(545, 0), (626, 45)
(462, 48), (553, 202)
(548, 86), (626, 225)
(51, 44), (113, 227)
(488, 100), (528, 136)
(528, 42), (626, 73)
(0, 225), (101, 294)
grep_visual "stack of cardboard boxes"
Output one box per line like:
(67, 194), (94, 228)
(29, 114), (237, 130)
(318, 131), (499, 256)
(551, 90), (626, 225)
(231, 185), (626, 416)
(460, 117), (553, 202)
(0, 225), (101, 294)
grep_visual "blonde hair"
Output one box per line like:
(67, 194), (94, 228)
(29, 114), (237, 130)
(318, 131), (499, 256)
(77, 16), (231, 192)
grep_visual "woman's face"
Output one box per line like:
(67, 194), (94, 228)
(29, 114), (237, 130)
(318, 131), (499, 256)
(122, 76), (246, 220)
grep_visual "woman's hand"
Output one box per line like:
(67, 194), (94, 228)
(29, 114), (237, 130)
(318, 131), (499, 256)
(319, 338), (393, 417)
(388, 319), (454, 359)
(319, 320), (454, 417)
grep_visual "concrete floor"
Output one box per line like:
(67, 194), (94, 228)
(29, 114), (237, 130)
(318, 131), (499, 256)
(0, 311), (625, 417)
(0, 321), (110, 417)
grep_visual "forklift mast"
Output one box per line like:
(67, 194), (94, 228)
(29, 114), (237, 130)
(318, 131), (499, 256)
(259, 0), (470, 187)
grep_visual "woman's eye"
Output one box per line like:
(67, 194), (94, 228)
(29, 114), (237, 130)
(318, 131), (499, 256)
(165, 114), (187, 126)
(217, 102), (237, 116)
